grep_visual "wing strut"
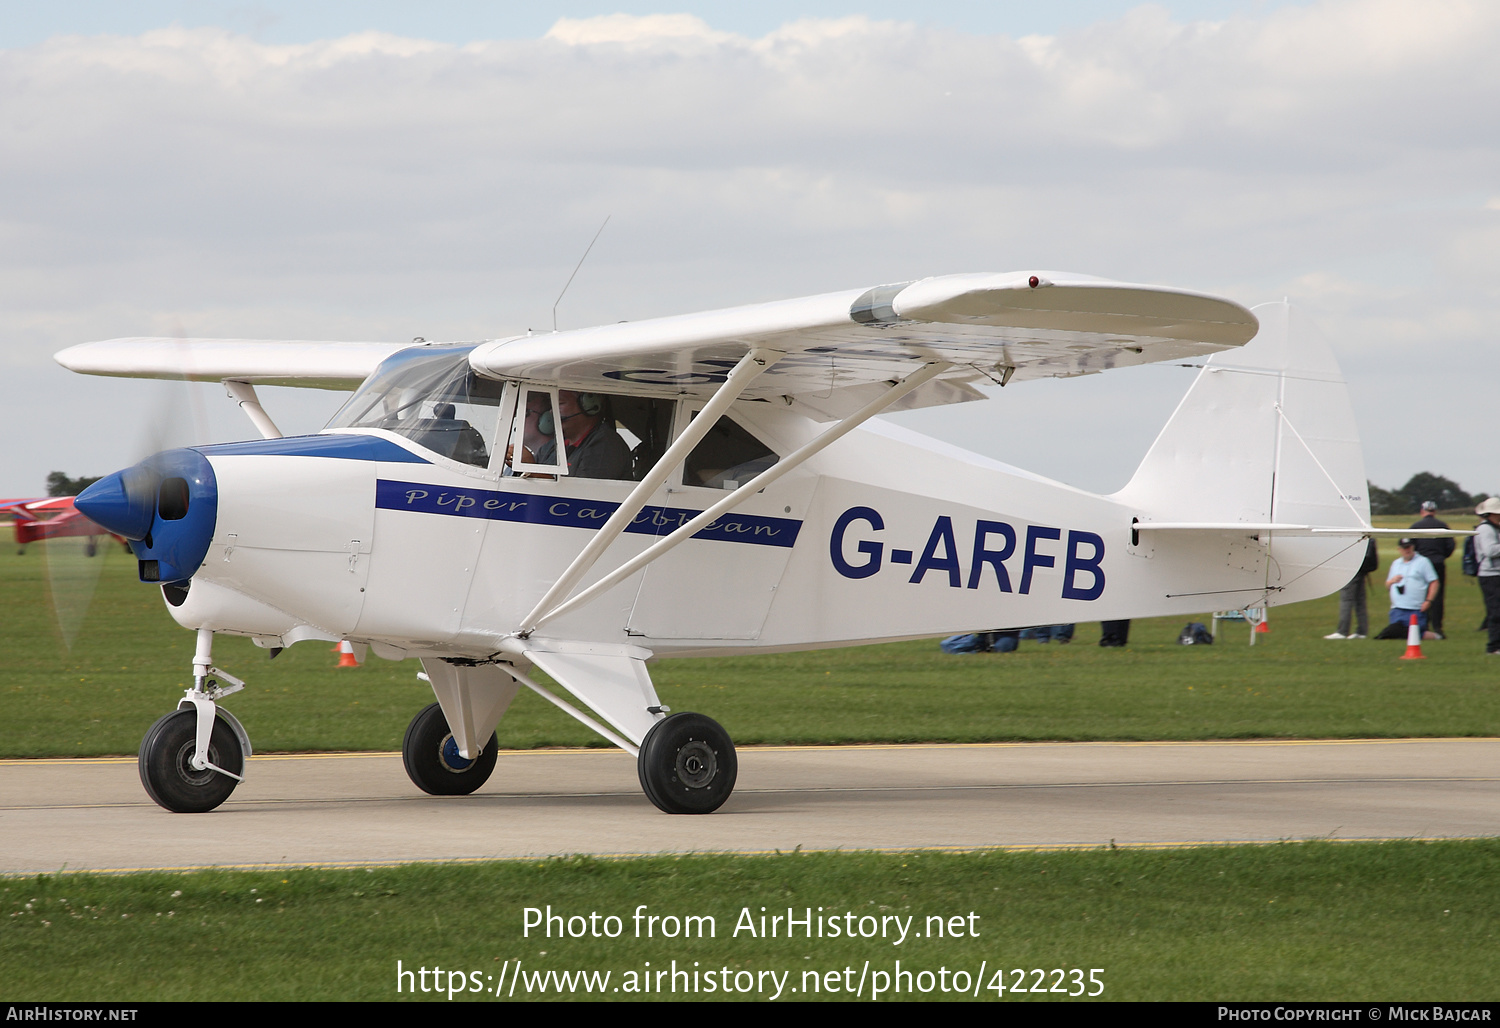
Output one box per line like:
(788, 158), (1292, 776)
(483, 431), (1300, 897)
(515, 347), (785, 638)
(527, 359), (953, 633)
(223, 380), (283, 440)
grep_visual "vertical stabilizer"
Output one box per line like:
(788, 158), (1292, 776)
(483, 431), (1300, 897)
(1116, 302), (1367, 526)
(1113, 302), (1369, 603)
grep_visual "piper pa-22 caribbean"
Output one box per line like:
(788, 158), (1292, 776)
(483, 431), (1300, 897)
(57, 271), (1390, 814)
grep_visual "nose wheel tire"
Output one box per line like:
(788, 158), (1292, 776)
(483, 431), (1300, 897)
(402, 702), (498, 796)
(138, 709), (244, 813)
(637, 712), (737, 814)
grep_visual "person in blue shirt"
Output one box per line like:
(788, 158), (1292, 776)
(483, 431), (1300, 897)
(1385, 538), (1440, 635)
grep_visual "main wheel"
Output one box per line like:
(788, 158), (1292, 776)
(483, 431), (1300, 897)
(402, 703), (498, 796)
(138, 708), (243, 813)
(637, 712), (737, 814)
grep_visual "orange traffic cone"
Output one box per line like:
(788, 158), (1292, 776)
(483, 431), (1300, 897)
(1255, 614), (1269, 634)
(336, 640), (359, 668)
(1399, 614), (1425, 660)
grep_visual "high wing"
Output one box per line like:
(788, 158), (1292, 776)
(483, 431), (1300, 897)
(52, 273), (1257, 419)
(468, 271), (1259, 419)
(53, 338), (409, 390)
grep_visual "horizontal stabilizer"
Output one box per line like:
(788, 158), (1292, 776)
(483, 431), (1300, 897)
(1135, 523), (1472, 537)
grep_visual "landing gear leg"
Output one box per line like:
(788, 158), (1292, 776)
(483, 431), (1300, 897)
(138, 628), (251, 813)
(637, 712), (737, 814)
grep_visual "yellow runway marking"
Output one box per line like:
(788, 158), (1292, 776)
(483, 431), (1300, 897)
(4, 736), (1496, 767)
(12, 835), (1496, 878)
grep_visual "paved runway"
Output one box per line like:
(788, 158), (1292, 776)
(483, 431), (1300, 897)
(2, 739), (1496, 874)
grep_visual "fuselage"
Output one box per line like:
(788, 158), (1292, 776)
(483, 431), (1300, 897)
(126, 404), (1353, 661)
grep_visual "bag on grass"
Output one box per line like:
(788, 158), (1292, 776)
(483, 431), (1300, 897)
(940, 633), (990, 654)
(1375, 621), (1409, 640)
(1177, 622), (1213, 645)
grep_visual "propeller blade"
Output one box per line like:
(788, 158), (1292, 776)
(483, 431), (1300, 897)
(41, 534), (107, 652)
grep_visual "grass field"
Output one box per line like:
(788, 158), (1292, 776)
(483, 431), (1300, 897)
(3, 527), (1496, 1003)
(1, 531), (1495, 757)
(4, 842), (1496, 1001)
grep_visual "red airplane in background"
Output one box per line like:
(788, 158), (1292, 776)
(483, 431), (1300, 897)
(1, 496), (124, 555)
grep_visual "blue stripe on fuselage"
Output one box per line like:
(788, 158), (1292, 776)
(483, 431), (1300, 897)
(194, 434), (430, 463)
(376, 479), (801, 548)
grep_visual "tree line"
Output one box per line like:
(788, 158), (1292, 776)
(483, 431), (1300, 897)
(45, 471), (102, 497)
(1368, 472), (1492, 516)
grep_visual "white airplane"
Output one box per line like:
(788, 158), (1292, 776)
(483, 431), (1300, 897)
(56, 271), (1395, 815)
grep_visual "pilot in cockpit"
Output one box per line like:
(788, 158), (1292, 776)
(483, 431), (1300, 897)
(533, 391), (631, 480)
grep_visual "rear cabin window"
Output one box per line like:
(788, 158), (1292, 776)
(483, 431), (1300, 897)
(683, 414), (778, 490)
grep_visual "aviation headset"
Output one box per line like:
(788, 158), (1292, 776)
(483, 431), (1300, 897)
(536, 392), (604, 435)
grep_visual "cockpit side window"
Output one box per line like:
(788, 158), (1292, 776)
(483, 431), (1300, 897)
(327, 346), (503, 468)
(506, 388), (567, 476)
(499, 388), (675, 482)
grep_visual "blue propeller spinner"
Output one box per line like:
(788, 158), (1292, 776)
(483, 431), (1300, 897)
(76, 448), (218, 584)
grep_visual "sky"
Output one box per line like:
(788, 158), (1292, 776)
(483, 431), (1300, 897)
(3, 0), (1496, 500)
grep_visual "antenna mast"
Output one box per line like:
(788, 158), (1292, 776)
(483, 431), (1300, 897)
(552, 215), (611, 332)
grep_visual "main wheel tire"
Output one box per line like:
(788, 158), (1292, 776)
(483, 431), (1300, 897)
(138, 708), (243, 813)
(637, 712), (737, 814)
(402, 702), (498, 796)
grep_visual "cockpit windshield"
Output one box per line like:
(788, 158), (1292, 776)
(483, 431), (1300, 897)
(326, 345), (504, 467)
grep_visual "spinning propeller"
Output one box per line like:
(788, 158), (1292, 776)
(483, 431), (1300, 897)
(39, 329), (215, 651)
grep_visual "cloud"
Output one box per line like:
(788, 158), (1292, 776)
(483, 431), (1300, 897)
(2, 3), (1498, 493)
(545, 13), (734, 48)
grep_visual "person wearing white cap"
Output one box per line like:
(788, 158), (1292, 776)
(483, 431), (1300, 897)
(1474, 497), (1500, 655)
(1410, 500), (1455, 639)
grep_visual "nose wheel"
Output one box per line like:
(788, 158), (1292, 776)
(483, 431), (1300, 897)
(402, 702), (498, 795)
(637, 712), (737, 814)
(138, 708), (244, 813)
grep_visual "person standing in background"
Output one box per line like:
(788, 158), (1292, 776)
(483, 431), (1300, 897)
(1326, 537), (1378, 639)
(1474, 498), (1500, 656)
(1411, 500), (1455, 639)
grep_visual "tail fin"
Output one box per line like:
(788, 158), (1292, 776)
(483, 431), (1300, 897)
(1114, 301), (1369, 602)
